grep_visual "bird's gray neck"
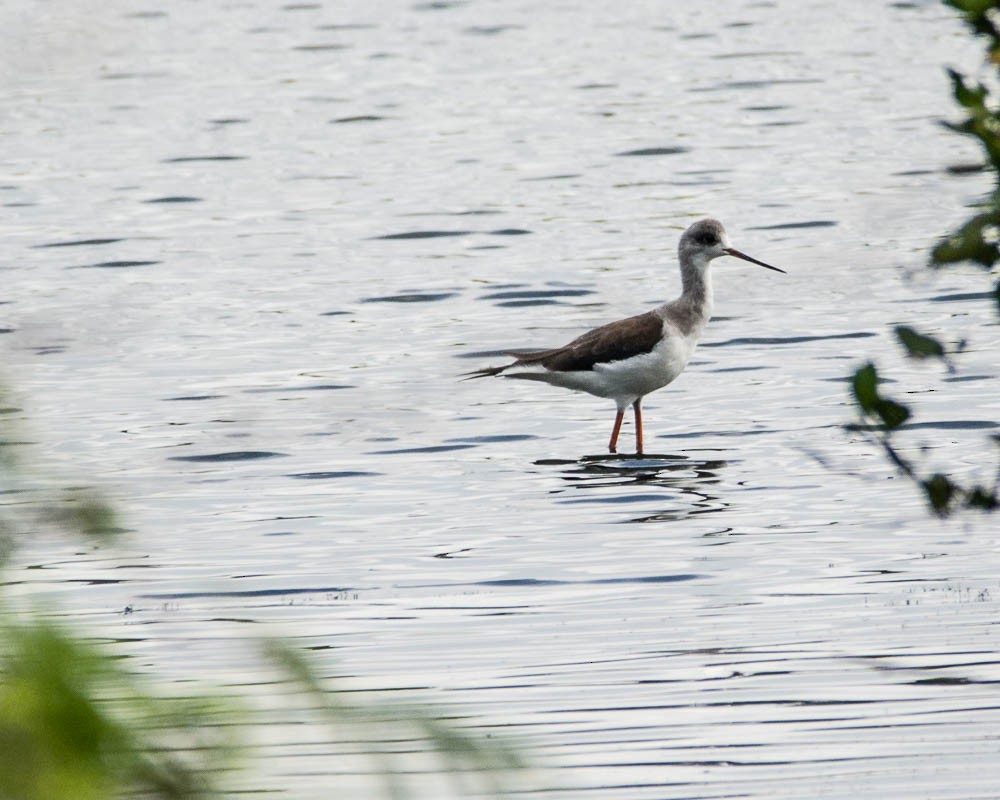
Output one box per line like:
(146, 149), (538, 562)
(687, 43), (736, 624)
(659, 264), (713, 337)
(679, 261), (714, 321)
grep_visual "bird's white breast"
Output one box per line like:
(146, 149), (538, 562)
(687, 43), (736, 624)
(591, 319), (698, 402)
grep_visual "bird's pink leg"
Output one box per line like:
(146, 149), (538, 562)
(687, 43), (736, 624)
(608, 409), (625, 453)
(633, 399), (643, 455)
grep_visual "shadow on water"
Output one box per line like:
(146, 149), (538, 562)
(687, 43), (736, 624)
(536, 452), (728, 523)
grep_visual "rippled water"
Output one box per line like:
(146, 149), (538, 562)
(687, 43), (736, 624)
(3, 1), (1000, 798)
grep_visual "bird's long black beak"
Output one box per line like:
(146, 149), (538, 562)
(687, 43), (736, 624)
(724, 247), (786, 274)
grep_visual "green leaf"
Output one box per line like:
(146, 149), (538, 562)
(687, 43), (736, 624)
(943, 0), (1000, 37)
(45, 494), (121, 541)
(873, 398), (911, 431)
(944, 0), (992, 16)
(931, 211), (1000, 268)
(947, 68), (988, 108)
(940, 118), (976, 136)
(69, 498), (119, 539)
(895, 326), (946, 359)
(850, 364), (910, 430)
(966, 486), (999, 511)
(923, 473), (957, 516)
(851, 363), (879, 412)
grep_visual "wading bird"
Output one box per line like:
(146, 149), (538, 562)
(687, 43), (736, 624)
(466, 219), (785, 455)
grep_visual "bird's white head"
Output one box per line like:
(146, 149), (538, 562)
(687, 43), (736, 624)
(678, 218), (785, 274)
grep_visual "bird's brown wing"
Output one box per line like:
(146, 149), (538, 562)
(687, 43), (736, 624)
(508, 310), (663, 372)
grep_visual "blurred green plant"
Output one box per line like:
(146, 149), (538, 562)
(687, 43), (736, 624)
(848, 0), (1000, 517)
(1, 383), (523, 798)
(265, 641), (524, 800)
(1, 383), (237, 799)
(0, 386), (120, 559)
(0, 618), (237, 800)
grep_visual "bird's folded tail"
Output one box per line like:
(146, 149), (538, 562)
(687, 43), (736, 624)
(461, 349), (554, 380)
(461, 363), (512, 380)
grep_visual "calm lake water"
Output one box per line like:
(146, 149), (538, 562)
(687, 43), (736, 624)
(3, 0), (999, 797)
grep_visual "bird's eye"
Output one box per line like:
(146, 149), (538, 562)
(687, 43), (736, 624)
(695, 232), (717, 246)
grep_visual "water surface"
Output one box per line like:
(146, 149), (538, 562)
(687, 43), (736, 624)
(2, 1), (999, 798)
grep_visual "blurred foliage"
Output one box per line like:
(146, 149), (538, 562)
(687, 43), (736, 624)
(847, 0), (1000, 517)
(0, 384), (120, 568)
(0, 618), (236, 800)
(265, 641), (524, 800)
(1, 381), (523, 798)
(1, 384), (237, 799)
(848, 362), (997, 516)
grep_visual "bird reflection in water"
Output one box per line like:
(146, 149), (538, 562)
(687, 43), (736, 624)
(536, 451), (727, 522)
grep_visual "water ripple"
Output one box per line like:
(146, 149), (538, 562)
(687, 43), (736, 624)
(168, 451), (287, 462)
